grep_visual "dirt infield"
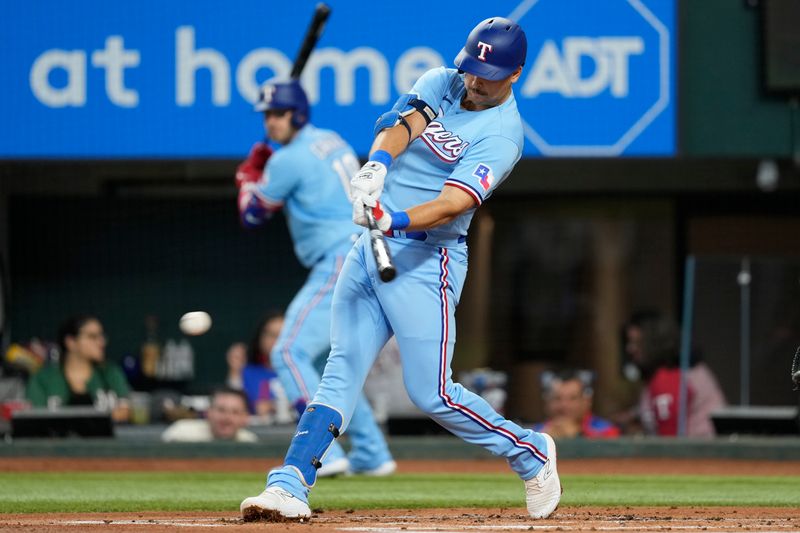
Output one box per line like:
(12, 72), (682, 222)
(2, 507), (799, 532)
(2, 458), (799, 532)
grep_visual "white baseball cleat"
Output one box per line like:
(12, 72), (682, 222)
(524, 433), (561, 519)
(353, 459), (397, 477)
(240, 486), (311, 522)
(317, 456), (350, 478)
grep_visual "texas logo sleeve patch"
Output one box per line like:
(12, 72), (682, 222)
(473, 163), (494, 191)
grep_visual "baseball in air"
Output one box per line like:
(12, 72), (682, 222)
(179, 311), (212, 336)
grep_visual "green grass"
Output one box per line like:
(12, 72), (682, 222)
(0, 472), (798, 513)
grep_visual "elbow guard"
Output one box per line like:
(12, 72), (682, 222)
(373, 94), (436, 138)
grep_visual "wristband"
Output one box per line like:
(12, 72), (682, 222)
(369, 149), (393, 168)
(390, 211), (410, 230)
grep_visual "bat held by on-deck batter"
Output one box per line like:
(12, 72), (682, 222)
(365, 208), (396, 282)
(287, 4), (394, 282)
(290, 3), (332, 80)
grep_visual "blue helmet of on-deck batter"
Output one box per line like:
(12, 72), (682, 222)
(254, 79), (310, 129)
(454, 17), (527, 81)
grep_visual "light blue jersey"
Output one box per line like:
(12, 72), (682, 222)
(255, 125), (359, 267)
(266, 69), (553, 505)
(383, 67), (524, 245)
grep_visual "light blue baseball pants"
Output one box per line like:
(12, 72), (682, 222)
(269, 232), (549, 500)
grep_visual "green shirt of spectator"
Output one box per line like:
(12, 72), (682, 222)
(26, 362), (130, 411)
(25, 315), (131, 422)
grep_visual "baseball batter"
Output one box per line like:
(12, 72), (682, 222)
(241, 17), (561, 521)
(235, 79), (395, 477)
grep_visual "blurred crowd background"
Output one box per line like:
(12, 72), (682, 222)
(0, 0), (798, 442)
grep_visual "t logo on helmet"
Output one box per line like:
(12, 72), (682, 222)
(262, 85), (276, 105)
(454, 17), (526, 81)
(477, 41), (493, 61)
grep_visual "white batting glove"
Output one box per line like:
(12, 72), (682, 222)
(352, 190), (376, 227)
(350, 160), (387, 199)
(351, 150), (393, 199)
(372, 206), (393, 232)
(352, 195), (391, 232)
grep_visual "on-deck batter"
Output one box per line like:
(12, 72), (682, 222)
(235, 79), (395, 477)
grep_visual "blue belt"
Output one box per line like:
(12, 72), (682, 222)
(388, 230), (467, 244)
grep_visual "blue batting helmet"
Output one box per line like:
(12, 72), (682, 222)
(454, 17), (527, 81)
(254, 79), (310, 129)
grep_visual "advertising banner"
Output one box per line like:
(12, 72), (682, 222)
(1, 0), (674, 158)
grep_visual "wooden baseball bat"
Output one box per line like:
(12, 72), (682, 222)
(290, 3), (331, 79)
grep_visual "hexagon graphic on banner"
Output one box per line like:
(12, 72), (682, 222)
(509, 0), (672, 156)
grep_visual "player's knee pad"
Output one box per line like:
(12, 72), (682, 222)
(284, 403), (344, 487)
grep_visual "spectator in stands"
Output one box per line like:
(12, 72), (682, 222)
(225, 342), (247, 391)
(535, 369), (620, 439)
(162, 387), (257, 442)
(625, 311), (726, 437)
(241, 311), (284, 418)
(26, 314), (131, 422)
